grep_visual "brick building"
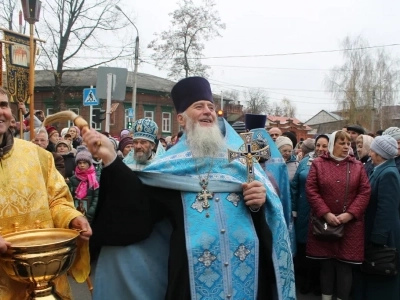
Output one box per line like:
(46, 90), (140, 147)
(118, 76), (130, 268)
(7, 69), (180, 138)
(267, 116), (313, 141)
(6, 69), (246, 138)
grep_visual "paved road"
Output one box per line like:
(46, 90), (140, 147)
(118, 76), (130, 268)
(69, 277), (321, 300)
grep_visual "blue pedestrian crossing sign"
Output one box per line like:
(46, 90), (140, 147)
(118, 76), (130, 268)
(83, 88), (98, 106)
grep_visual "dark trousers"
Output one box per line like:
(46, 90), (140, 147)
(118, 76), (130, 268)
(320, 259), (352, 300)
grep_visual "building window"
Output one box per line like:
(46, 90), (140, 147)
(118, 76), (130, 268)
(92, 108), (102, 131)
(67, 108), (79, 128)
(162, 112), (171, 133)
(144, 111), (153, 120)
(46, 108), (54, 117)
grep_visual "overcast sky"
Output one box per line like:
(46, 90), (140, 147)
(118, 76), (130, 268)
(109, 0), (400, 122)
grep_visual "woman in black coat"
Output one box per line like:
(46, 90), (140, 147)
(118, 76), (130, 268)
(354, 135), (400, 300)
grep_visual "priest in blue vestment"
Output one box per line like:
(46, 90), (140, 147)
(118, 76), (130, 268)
(244, 113), (296, 254)
(84, 77), (295, 300)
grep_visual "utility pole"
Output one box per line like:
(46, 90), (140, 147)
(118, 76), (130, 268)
(371, 90), (375, 133)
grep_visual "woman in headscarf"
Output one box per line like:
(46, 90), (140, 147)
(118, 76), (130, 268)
(306, 130), (371, 300)
(356, 134), (374, 174)
(353, 135), (400, 300)
(291, 135), (327, 295)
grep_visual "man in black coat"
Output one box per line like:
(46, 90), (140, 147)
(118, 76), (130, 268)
(83, 77), (295, 300)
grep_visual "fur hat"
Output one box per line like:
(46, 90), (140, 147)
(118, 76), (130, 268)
(346, 124), (365, 135)
(371, 135), (398, 160)
(232, 121), (246, 134)
(171, 77), (213, 113)
(55, 140), (72, 152)
(75, 145), (93, 165)
(132, 118), (158, 143)
(118, 136), (134, 152)
(383, 127), (400, 141)
(275, 136), (293, 149)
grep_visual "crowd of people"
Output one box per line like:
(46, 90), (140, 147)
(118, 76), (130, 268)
(1, 76), (400, 299)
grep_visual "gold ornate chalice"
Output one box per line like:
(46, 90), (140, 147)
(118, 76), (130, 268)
(0, 228), (80, 300)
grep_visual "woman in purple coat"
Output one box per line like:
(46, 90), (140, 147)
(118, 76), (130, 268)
(306, 130), (371, 300)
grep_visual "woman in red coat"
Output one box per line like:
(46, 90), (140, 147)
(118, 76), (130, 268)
(306, 130), (371, 300)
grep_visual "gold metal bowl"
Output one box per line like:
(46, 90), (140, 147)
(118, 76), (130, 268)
(0, 228), (79, 299)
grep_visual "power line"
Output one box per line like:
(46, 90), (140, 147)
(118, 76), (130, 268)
(190, 43), (400, 60)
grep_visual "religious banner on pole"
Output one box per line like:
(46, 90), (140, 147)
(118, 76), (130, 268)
(2, 28), (34, 103)
(0, 40), (3, 87)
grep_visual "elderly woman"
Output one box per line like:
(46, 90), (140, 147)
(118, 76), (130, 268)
(117, 135), (134, 159)
(356, 134), (374, 174)
(306, 130), (371, 300)
(276, 135), (298, 181)
(383, 127), (400, 173)
(354, 135), (400, 300)
(68, 126), (82, 149)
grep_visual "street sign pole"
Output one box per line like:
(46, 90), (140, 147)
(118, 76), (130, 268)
(105, 73), (113, 132)
(89, 85), (93, 128)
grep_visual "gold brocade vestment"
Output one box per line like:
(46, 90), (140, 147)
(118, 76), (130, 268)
(0, 138), (89, 300)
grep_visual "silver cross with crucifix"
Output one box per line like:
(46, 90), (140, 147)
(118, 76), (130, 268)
(228, 132), (271, 182)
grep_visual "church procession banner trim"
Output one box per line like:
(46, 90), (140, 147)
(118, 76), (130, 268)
(1, 28), (34, 103)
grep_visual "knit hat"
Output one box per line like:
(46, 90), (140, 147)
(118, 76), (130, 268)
(171, 77), (213, 113)
(46, 126), (58, 138)
(232, 121), (246, 133)
(118, 136), (134, 152)
(75, 145), (93, 165)
(346, 124), (365, 135)
(275, 136), (293, 149)
(69, 126), (81, 136)
(55, 140), (72, 152)
(383, 127), (400, 141)
(120, 129), (130, 139)
(132, 118), (158, 143)
(370, 135), (398, 160)
(60, 127), (69, 138)
(301, 138), (315, 154)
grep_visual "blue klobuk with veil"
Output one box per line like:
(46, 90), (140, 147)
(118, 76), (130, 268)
(134, 119), (295, 300)
(244, 114), (296, 254)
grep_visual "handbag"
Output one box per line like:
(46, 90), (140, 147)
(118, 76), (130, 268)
(361, 245), (398, 276)
(312, 216), (344, 240)
(312, 163), (349, 240)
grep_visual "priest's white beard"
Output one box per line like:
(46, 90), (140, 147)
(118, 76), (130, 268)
(184, 115), (226, 158)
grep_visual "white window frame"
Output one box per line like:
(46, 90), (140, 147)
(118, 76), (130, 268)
(162, 112), (171, 133)
(144, 111), (153, 121)
(92, 108), (102, 131)
(46, 108), (54, 117)
(67, 108), (79, 128)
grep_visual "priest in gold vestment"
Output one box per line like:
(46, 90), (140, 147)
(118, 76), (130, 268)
(0, 87), (92, 299)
